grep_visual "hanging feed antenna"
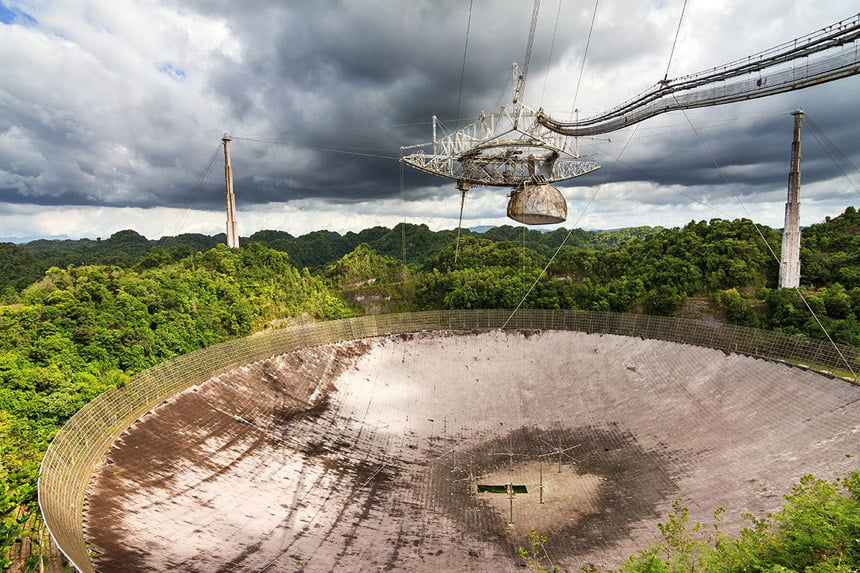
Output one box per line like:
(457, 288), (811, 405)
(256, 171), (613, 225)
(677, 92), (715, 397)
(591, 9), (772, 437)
(538, 13), (860, 137)
(401, 0), (599, 226)
(402, 12), (860, 225)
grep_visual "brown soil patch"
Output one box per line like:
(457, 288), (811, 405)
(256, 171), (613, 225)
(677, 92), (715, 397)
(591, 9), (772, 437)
(428, 423), (677, 560)
(476, 461), (602, 535)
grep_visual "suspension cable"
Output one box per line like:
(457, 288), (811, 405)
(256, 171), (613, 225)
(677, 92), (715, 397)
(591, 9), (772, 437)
(501, 122), (643, 329)
(520, 0), (542, 95)
(452, 0), (474, 262)
(794, 286), (858, 381)
(540, 13), (860, 136)
(803, 114), (860, 195)
(571, 0), (599, 116)
(678, 107), (782, 259)
(453, 189), (467, 265)
(540, 0), (563, 105)
(400, 158), (407, 265)
(159, 140), (223, 239)
(663, 0), (688, 82)
(679, 107), (857, 381)
(455, 0), (474, 124)
(231, 135), (400, 161)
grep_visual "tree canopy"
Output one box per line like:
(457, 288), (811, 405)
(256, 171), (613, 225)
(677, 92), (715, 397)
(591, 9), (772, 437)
(584, 472), (860, 573)
(0, 243), (352, 567)
(2, 208), (860, 569)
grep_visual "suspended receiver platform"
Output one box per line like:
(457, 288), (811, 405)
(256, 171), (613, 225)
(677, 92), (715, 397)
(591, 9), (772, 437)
(400, 64), (600, 225)
(400, 13), (860, 225)
(400, 97), (600, 189)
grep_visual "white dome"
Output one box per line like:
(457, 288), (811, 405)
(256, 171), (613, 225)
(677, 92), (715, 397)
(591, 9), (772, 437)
(506, 183), (567, 224)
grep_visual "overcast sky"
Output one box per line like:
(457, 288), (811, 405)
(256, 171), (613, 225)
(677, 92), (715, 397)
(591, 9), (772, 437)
(1, 0), (859, 242)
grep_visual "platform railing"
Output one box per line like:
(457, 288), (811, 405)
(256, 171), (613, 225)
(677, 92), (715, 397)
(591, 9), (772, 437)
(37, 309), (859, 572)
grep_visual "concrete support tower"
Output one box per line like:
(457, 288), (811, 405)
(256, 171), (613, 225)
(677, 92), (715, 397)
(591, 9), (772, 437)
(779, 110), (803, 288)
(222, 134), (240, 249)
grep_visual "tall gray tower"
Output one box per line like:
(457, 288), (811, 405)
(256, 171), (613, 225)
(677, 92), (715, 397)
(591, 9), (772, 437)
(779, 110), (803, 288)
(222, 134), (240, 249)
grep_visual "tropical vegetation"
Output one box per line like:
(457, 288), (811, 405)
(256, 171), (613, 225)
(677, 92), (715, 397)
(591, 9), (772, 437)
(578, 472), (860, 572)
(1, 206), (860, 570)
(0, 244), (350, 569)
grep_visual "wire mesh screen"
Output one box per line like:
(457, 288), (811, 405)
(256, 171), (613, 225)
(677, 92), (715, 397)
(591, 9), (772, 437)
(37, 310), (859, 572)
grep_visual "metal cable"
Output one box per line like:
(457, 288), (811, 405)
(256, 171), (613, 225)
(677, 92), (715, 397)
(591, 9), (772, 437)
(540, 0), (563, 106)
(679, 108), (857, 381)
(501, 122), (643, 329)
(540, 13), (860, 136)
(663, 0), (688, 82)
(159, 140), (223, 239)
(452, 0), (474, 265)
(455, 0), (474, 124)
(231, 135), (400, 161)
(520, 0), (542, 94)
(453, 189), (467, 265)
(571, 0), (599, 116)
(803, 114), (860, 195)
(400, 159), (407, 265)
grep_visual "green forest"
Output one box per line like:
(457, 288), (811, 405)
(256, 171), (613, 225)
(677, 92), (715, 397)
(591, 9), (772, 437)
(2, 207), (860, 570)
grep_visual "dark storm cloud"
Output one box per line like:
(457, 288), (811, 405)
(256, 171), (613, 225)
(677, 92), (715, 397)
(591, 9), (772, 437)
(0, 187), (98, 206)
(0, 0), (858, 234)
(219, 1), (859, 211)
(181, 1), (570, 206)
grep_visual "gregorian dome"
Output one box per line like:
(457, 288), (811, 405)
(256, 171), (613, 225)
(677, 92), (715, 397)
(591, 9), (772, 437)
(507, 181), (568, 224)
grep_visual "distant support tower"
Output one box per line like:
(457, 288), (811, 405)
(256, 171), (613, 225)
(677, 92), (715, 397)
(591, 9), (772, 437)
(222, 133), (240, 249)
(779, 110), (803, 289)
